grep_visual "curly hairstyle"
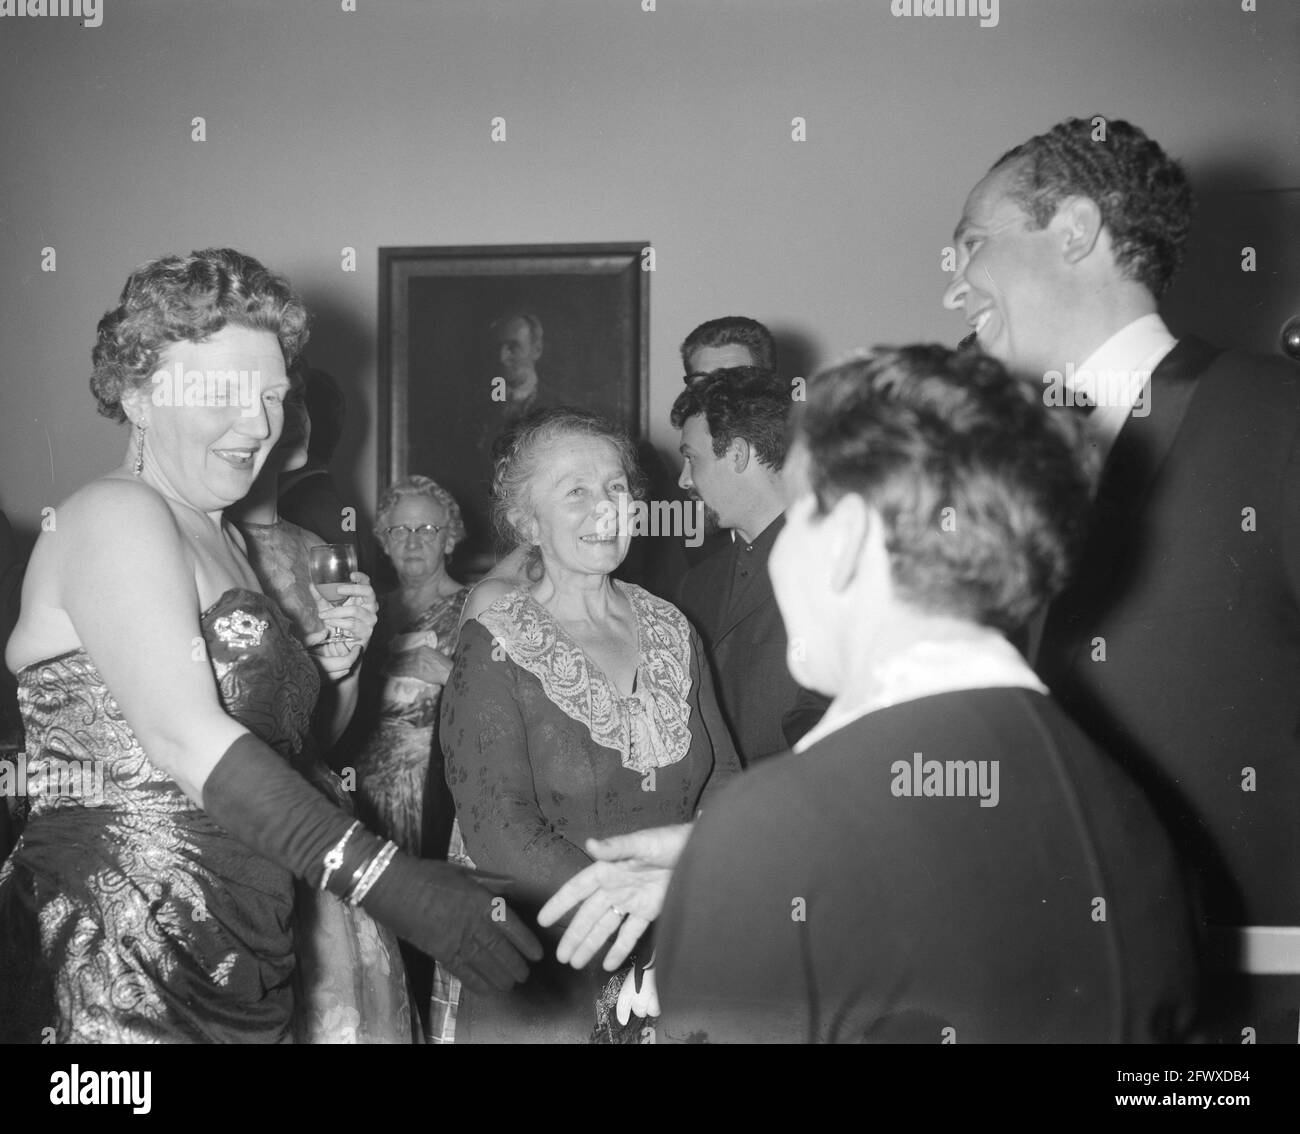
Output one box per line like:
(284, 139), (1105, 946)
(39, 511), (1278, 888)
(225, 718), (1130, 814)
(796, 345), (1091, 635)
(679, 315), (777, 373)
(374, 475), (466, 559)
(490, 406), (645, 555)
(992, 117), (1192, 299)
(669, 366), (791, 470)
(90, 248), (311, 423)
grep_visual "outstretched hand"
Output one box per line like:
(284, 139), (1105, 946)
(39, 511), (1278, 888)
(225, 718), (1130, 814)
(381, 644), (454, 687)
(537, 824), (692, 971)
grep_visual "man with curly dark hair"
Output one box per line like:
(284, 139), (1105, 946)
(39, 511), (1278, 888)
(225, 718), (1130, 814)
(671, 368), (828, 766)
(675, 318), (781, 569)
(944, 116), (1300, 1043)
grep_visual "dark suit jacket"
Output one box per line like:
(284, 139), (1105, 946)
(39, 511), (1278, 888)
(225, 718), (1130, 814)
(1037, 338), (1300, 932)
(676, 515), (828, 766)
(656, 688), (1201, 1043)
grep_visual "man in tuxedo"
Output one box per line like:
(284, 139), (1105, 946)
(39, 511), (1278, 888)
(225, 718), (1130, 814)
(943, 116), (1300, 1041)
(671, 368), (828, 766)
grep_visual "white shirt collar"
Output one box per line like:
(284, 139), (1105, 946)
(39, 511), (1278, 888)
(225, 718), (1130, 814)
(793, 631), (1046, 753)
(1073, 313), (1177, 461)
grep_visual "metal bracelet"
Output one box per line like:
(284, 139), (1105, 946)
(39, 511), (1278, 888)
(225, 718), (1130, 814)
(349, 840), (399, 907)
(319, 820), (360, 893)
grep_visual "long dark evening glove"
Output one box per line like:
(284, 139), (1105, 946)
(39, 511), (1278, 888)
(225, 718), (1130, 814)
(202, 733), (542, 993)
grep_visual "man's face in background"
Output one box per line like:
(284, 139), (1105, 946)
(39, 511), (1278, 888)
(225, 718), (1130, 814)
(493, 316), (542, 390)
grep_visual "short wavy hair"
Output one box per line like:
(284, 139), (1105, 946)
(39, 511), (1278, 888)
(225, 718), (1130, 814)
(669, 366), (791, 470)
(679, 316), (777, 373)
(90, 247), (311, 423)
(491, 406), (645, 554)
(375, 475), (466, 558)
(992, 117), (1192, 299)
(796, 345), (1090, 634)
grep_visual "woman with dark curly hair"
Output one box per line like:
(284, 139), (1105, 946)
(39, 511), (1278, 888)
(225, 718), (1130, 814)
(439, 406), (741, 1042)
(0, 248), (538, 1043)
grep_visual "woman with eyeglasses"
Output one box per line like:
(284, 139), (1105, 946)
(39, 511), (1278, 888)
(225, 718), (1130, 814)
(349, 476), (469, 860)
(336, 476), (471, 1040)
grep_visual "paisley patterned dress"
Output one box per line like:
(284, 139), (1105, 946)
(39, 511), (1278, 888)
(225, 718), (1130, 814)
(353, 587), (469, 856)
(0, 589), (317, 1043)
(439, 582), (742, 1043)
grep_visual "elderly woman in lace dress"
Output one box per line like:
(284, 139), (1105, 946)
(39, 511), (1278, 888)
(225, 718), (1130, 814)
(438, 407), (741, 1043)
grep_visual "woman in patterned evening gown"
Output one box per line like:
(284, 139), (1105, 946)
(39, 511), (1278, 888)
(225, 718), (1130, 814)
(351, 476), (469, 859)
(339, 476), (468, 1038)
(231, 368), (413, 1043)
(439, 408), (742, 1043)
(0, 249), (539, 1043)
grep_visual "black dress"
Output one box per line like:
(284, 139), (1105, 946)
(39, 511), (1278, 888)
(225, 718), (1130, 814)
(0, 589), (319, 1043)
(656, 688), (1201, 1043)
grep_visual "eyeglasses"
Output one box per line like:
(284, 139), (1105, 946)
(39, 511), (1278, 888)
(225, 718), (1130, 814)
(683, 371), (712, 386)
(383, 523), (444, 542)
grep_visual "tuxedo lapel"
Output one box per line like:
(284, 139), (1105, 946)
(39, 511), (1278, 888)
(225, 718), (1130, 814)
(1091, 338), (1217, 546)
(1038, 337), (1221, 667)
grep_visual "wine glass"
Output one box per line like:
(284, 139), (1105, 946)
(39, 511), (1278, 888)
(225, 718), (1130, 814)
(308, 543), (359, 639)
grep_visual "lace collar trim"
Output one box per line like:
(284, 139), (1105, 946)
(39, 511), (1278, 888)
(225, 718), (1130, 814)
(477, 583), (693, 774)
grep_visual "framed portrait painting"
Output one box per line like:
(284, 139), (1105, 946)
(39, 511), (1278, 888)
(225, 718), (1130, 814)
(378, 242), (650, 574)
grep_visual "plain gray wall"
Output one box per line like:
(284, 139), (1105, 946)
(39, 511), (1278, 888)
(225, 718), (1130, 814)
(1, 0), (1296, 545)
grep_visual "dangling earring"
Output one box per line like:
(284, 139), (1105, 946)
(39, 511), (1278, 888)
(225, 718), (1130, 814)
(133, 423), (146, 477)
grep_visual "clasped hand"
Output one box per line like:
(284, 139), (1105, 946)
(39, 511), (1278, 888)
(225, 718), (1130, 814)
(381, 631), (454, 687)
